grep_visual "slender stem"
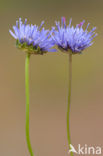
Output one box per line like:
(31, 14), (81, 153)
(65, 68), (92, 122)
(25, 53), (34, 156)
(67, 52), (73, 156)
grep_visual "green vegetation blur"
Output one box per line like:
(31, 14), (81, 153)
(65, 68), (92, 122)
(0, 0), (103, 155)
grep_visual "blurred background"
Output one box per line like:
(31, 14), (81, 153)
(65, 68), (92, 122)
(0, 0), (103, 155)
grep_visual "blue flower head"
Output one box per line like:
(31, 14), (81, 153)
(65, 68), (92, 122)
(52, 17), (97, 54)
(9, 18), (56, 55)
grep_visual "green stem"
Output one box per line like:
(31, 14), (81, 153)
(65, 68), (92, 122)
(25, 53), (34, 156)
(67, 52), (73, 156)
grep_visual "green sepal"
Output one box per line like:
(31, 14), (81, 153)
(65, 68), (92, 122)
(16, 39), (47, 55)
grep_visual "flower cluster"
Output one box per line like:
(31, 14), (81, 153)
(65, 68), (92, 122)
(52, 17), (97, 54)
(9, 18), (56, 55)
(9, 17), (97, 55)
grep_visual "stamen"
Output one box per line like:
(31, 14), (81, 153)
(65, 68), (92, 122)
(63, 17), (66, 24)
(78, 20), (85, 27)
(39, 21), (44, 30)
(61, 17), (66, 27)
(69, 18), (72, 28)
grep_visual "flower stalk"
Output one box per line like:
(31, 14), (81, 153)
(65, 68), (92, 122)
(25, 53), (34, 156)
(67, 52), (73, 156)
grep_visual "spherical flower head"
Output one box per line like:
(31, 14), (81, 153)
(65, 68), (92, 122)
(52, 17), (97, 54)
(9, 18), (56, 55)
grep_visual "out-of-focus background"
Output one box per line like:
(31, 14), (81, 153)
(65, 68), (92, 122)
(0, 0), (103, 155)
